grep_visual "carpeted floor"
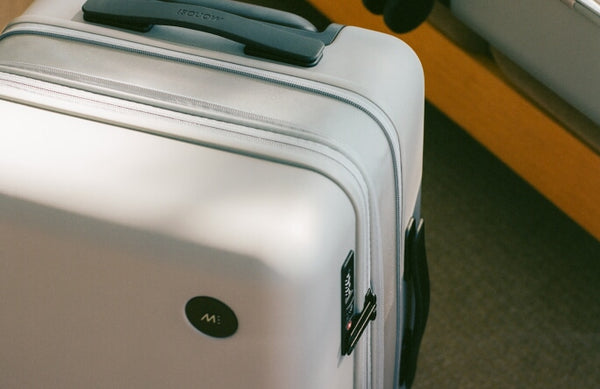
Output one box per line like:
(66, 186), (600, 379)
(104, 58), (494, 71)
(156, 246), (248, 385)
(416, 103), (600, 388)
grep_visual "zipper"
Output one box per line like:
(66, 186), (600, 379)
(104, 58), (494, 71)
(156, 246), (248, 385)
(0, 72), (372, 231)
(0, 22), (402, 260)
(0, 22), (404, 388)
(1, 23), (402, 245)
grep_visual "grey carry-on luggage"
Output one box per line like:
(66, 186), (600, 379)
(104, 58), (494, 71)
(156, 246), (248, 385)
(0, 0), (429, 387)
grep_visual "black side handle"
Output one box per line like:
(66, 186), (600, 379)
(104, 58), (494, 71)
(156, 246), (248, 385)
(82, 0), (343, 66)
(399, 217), (430, 388)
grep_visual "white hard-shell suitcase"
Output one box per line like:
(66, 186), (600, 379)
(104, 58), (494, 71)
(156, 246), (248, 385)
(0, 0), (429, 387)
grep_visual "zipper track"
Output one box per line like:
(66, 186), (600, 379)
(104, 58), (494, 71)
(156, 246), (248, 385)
(1, 24), (402, 257)
(0, 71), (372, 220)
(0, 22), (405, 388)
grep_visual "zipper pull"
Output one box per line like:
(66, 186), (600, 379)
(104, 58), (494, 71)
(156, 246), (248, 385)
(342, 288), (377, 356)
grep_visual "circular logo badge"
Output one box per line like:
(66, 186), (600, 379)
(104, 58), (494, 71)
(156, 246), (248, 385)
(185, 296), (238, 338)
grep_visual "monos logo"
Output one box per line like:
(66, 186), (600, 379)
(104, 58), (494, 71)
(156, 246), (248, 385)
(185, 296), (238, 338)
(177, 8), (224, 21)
(200, 313), (222, 325)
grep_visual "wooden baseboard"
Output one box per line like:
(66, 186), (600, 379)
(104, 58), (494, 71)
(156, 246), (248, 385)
(0, 0), (34, 30)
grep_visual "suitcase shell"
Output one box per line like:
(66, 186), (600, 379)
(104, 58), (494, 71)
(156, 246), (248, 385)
(0, 1), (426, 387)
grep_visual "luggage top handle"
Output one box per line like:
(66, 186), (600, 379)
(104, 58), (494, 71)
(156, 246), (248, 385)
(82, 0), (343, 66)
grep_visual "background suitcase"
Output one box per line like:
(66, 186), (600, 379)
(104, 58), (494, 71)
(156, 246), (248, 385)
(0, 0), (429, 387)
(451, 0), (600, 127)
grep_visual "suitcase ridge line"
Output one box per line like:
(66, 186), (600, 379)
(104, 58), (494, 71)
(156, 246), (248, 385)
(1, 16), (407, 208)
(0, 21), (405, 267)
(0, 68), (379, 221)
(0, 72), (375, 242)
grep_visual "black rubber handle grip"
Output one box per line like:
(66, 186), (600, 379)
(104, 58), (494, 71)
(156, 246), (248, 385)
(399, 217), (430, 388)
(82, 0), (326, 66)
